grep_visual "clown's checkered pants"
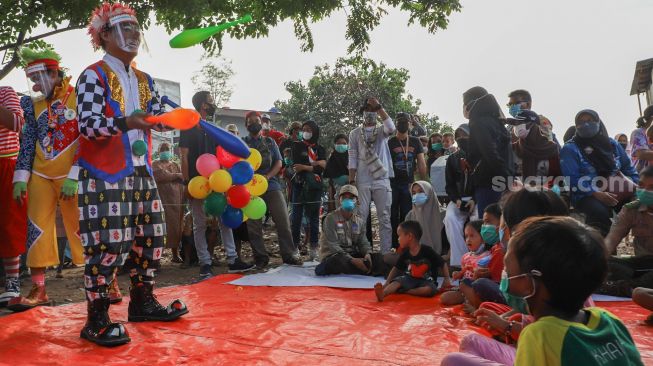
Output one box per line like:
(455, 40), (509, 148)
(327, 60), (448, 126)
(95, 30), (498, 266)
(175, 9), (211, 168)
(78, 168), (167, 301)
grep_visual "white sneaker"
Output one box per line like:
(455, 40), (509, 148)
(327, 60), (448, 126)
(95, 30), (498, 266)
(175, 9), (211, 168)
(0, 291), (19, 307)
(308, 248), (319, 262)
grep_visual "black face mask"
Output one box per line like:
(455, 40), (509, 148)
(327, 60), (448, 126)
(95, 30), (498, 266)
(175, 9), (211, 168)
(205, 103), (217, 117)
(619, 142), (628, 150)
(396, 121), (409, 134)
(247, 122), (262, 135)
(456, 138), (469, 152)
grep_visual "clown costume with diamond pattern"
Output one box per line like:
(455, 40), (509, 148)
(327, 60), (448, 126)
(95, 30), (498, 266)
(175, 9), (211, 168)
(13, 47), (84, 270)
(75, 7), (168, 303)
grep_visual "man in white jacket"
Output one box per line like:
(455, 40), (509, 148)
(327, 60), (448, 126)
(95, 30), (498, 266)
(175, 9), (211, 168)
(348, 97), (395, 254)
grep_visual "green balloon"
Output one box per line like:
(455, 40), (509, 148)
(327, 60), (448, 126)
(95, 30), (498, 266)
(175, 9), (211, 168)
(169, 14), (253, 48)
(203, 192), (227, 217)
(132, 140), (147, 157)
(242, 196), (266, 220)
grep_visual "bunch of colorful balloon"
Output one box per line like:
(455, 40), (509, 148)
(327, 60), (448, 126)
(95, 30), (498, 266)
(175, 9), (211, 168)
(187, 146), (268, 228)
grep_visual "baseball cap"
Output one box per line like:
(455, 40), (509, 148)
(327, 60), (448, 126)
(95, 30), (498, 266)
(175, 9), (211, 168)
(261, 113), (271, 121)
(339, 184), (359, 198)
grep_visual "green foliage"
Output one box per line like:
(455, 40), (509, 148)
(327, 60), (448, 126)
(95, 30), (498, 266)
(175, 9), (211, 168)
(191, 54), (234, 107)
(18, 44), (61, 67)
(420, 114), (454, 135)
(0, 0), (461, 79)
(276, 56), (449, 147)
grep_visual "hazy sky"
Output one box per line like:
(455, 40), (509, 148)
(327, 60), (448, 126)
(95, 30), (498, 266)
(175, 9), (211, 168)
(4, 0), (652, 139)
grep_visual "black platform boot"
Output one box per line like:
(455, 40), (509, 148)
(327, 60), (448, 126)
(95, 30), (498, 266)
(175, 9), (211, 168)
(127, 282), (188, 322)
(80, 298), (130, 347)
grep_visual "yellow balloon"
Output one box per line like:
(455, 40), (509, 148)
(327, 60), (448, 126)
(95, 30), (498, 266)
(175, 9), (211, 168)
(209, 169), (232, 193)
(243, 214), (249, 222)
(246, 148), (262, 171)
(188, 176), (211, 199)
(246, 174), (269, 196)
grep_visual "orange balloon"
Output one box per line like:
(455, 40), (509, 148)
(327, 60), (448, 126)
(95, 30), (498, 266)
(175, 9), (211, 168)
(145, 108), (200, 130)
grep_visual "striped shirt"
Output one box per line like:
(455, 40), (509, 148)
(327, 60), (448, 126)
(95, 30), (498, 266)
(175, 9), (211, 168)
(0, 86), (24, 159)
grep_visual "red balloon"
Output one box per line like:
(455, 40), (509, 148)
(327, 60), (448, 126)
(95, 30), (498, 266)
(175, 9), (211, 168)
(216, 146), (241, 169)
(226, 185), (251, 208)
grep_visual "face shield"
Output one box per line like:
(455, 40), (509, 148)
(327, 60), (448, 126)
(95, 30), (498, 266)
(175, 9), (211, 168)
(108, 15), (141, 53)
(25, 63), (56, 99)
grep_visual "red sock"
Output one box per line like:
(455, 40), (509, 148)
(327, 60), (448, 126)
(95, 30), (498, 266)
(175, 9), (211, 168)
(31, 272), (45, 287)
(2, 257), (20, 280)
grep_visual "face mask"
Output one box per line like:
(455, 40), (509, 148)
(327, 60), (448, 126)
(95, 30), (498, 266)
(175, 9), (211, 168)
(542, 126), (553, 141)
(576, 122), (600, 138)
(514, 124), (530, 139)
(363, 112), (377, 126)
(636, 188), (653, 206)
(159, 151), (172, 161)
(262, 122), (271, 131)
(341, 198), (356, 212)
(499, 270), (538, 315)
(431, 143), (443, 151)
(509, 104), (522, 118)
(412, 192), (428, 206)
(205, 103), (216, 117)
(247, 122), (262, 135)
(335, 144), (349, 153)
(456, 138), (469, 152)
(619, 143), (628, 151)
(302, 131), (313, 141)
(480, 224), (499, 245)
(396, 121), (409, 134)
(364, 126), (376, 133)
(284, 157), (293, 166)
(473, 244), (486, 255)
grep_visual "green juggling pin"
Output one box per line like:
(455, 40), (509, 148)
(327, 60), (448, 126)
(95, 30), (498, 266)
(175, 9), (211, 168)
(169, 14), (253, 48)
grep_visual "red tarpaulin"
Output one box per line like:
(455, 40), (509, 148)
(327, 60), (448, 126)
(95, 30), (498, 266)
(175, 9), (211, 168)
(1, 274), (653, 365)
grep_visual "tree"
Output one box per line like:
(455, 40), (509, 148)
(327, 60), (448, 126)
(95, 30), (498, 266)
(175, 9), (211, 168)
(276, 56), (449, 147)
(0, 0), (461, 79)
(419, 114), (454, 135)
(191, 54), (234, 107)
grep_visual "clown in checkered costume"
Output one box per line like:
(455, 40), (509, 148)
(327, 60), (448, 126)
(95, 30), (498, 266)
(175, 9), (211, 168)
(76, 2), (187, 347)
(8, 47), (84, 312)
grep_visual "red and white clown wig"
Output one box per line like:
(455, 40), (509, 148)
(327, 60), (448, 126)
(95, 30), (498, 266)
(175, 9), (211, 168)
(87, 2), (138, 50)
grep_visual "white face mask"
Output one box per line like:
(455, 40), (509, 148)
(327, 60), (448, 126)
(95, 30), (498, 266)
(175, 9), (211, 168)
(302, 132), (312, 141)
(262, 122), (271, 131)
(364, 126), (376, 133)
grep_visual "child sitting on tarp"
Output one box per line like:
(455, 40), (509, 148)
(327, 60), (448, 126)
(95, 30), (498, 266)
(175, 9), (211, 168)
(441, 216), (643, 366)
(440, 220), (490, 308)
(374, 220), (450, 302)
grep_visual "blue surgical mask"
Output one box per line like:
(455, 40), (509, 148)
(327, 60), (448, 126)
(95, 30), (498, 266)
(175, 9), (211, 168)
(341, 198), (356, 212)
(412, 192), (428, 206)
(480, 224), (499, 245)
(335, 144), (349, 153)
(431, 143), (443, 151)
(159, 151), (172, 161)
(576, 122), (600, 139)
(500, 271), (531, 314)
(508, 104), (522, 118)
(636, 188), (653, 206)
(297, 131), (304, 140)
(284, 157), (293, 166)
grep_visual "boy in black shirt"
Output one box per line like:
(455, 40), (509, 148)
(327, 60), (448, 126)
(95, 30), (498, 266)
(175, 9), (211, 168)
(375, 220), (451, 301)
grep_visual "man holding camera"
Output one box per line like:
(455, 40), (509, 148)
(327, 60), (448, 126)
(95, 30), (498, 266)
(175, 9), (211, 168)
(348, 97), (395, 254)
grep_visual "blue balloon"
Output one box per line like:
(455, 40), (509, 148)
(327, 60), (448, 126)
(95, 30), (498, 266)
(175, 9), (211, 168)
(221, 205), (244, 229)
(229, 161), (255, 185)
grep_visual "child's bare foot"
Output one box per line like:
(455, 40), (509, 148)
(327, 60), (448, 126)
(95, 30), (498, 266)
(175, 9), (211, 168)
(374, 283), (384, 302)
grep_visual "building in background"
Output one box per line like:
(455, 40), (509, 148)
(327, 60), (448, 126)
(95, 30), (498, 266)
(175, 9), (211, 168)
(213, 108), (284, 136)
(152, 77), (181, 155)
(630, 58), (653, 115)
